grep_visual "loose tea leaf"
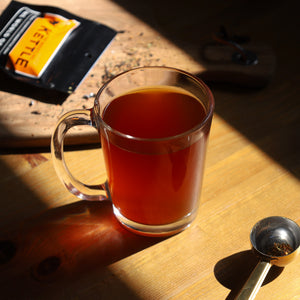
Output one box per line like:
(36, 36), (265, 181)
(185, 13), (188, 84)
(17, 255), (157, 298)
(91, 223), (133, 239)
(267, 242), (294, 256)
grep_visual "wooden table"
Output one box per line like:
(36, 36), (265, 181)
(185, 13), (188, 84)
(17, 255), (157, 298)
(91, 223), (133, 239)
(0, 0), (299, 299)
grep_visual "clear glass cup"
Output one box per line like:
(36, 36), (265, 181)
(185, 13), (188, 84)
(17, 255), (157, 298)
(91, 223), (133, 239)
(51, 66), (214, 236)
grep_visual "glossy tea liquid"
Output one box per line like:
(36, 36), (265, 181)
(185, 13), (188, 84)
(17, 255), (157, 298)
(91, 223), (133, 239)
(100, 87), (209, 226)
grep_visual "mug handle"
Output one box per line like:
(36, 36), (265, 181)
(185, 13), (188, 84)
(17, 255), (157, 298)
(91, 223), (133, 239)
(51, 109), (108, 201)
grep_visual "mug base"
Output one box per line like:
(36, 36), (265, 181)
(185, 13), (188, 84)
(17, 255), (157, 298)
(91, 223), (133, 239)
(113, 205), (197, 237)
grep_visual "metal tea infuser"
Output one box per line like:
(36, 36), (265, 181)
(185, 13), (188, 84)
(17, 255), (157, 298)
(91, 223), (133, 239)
(235, 216), (300, 300)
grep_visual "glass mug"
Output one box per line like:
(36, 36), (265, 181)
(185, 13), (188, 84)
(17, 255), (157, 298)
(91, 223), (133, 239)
(51, 66), (214, 236)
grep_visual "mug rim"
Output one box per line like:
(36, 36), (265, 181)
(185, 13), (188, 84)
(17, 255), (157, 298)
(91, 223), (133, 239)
(95, 66), (215, 142)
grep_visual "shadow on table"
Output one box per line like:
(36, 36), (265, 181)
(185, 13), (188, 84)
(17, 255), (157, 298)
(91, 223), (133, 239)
(111, 0), (300, 180)
(214, 250), (284, 299)
(0, 200), (164, 299)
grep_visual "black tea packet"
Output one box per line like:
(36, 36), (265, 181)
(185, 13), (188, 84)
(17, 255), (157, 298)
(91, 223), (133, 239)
(0, 1), (116, 94)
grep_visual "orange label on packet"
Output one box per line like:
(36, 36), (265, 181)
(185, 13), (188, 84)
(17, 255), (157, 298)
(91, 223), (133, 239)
(8, 13), (79, 78)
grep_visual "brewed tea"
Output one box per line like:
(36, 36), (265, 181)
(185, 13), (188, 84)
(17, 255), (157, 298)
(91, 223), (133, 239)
(100, 87), (209, 225)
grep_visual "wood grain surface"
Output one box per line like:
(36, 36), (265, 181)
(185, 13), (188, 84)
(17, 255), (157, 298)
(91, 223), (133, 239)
(0, 0), (276, 148)
(0, 0), (299, 299)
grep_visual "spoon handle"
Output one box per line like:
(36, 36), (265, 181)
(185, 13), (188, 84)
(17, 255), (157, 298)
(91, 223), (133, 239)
(235, 261), (272, 300)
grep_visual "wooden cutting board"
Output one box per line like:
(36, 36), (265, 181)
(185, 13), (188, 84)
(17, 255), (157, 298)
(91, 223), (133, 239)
(0, 0), (275, 149)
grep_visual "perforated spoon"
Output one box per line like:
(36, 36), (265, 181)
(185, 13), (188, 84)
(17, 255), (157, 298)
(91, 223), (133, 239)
(235, 216), (300, 300)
